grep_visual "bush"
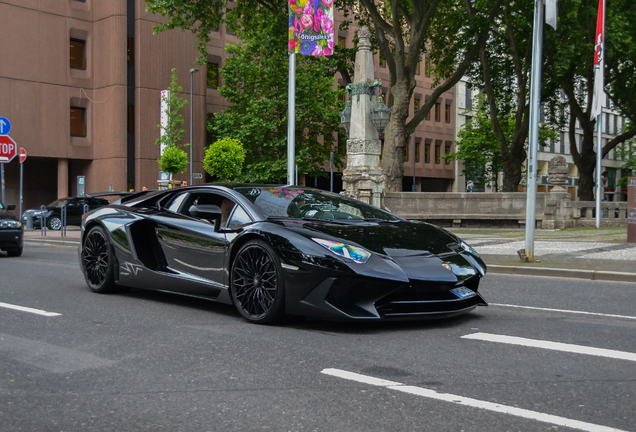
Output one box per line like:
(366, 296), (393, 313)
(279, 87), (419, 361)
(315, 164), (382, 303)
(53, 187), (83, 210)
(203, 138), (246, 181)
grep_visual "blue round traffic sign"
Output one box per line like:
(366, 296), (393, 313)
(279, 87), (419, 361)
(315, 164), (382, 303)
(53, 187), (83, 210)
(0, 117), (11, 135)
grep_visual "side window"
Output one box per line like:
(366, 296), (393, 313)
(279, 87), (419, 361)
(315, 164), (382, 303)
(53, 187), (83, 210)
(166, 192), (189, 213)
(227, 205), (252, 228)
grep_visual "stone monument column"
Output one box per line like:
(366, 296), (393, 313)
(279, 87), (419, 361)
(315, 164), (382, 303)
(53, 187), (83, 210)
(341, 27), (385, 208)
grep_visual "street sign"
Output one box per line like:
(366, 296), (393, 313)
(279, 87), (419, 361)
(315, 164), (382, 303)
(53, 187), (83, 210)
(0, 117), (11, 135)
(19, 147), (27, 164)
(193, 173), (203, 179)
(0, 135), (17, 162)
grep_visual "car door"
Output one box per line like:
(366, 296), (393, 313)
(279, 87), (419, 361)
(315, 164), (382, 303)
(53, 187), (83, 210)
(153, 191), (231, 294)
(65, 198), (85, 225)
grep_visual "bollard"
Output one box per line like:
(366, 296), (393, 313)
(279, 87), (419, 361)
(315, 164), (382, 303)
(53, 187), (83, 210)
(25, 212), (33, 230)
(628, 177), (635, 243)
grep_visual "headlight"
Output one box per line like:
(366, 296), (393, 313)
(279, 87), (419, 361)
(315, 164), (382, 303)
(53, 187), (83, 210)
(312, 238), (371, 264)
(460, 241), (480, 258)
(0, 220), (21, 229)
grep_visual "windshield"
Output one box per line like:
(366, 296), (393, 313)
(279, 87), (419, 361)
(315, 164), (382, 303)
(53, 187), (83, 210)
(48, 199), (69, 207)
(235, 187), (400, 221)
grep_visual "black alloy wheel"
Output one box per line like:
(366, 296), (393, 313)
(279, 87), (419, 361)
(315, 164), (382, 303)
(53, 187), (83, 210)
(231, 240), (285, 324)
(82, 225), (116, 293)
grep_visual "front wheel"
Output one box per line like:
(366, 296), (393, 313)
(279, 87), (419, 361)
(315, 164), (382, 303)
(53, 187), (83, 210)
(7, 247), (23, 257)
(81, 225), (116, 293)
(47, 215), (62, 230)
(230, 240), (285, 324)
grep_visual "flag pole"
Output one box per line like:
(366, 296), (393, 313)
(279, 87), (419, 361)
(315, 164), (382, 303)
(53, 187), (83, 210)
(592, 0), (605, 229)
(287, 51), (296, 186)
(525, 0), (544, 262)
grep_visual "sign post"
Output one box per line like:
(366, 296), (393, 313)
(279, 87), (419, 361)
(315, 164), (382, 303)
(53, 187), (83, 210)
(628, 177), (636, 243)
(0, 130), (17, 204)
(19, 147), (26, 217)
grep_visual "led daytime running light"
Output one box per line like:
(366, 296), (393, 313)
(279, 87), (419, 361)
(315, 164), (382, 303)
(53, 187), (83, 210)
(312, 238), (371, 264)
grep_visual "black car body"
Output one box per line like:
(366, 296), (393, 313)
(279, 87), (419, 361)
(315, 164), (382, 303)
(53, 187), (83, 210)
(24, 197), (109, 230)
(0, 202), (24, 257)
(78, 185), (487, 323)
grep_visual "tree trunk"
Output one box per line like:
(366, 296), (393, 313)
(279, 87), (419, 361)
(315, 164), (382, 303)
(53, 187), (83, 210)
(501, 140), (526, 192)
(381, 81), (413, 192)
(574, 125), (597, 201)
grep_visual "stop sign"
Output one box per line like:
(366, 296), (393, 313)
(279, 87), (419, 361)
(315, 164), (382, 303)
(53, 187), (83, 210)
(0, 135), (17, 162)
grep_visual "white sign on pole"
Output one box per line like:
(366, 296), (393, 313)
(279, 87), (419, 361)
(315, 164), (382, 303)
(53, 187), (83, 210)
(160, 90), (170, 155)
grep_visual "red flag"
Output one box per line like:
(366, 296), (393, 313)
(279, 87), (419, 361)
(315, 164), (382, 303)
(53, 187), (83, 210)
(590, 0), (605, 119)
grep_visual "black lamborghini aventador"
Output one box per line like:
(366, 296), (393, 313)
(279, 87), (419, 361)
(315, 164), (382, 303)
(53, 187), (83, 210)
(78, 184), (487, 324)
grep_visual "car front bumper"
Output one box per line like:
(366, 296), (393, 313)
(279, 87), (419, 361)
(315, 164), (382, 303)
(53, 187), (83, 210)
(0, 229), (24, 250)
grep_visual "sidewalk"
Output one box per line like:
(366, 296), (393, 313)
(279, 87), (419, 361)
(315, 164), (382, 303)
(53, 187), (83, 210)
(449, 227), (636, 283)
(23, 226), (636, 283)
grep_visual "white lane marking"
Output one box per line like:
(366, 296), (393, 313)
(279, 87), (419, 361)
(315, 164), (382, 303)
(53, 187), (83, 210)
(321, 368), (628, 432)
(491, 303), (636, 321)
(0, 301), (61, 317)
(462, 332), (636, 362)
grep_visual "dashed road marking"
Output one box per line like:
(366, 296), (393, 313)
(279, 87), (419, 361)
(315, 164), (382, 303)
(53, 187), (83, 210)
(491, 303), (636, 320)
(321, 368), (628, 432)
(462, 332), (636, 362)
(0, 301), (61, 317)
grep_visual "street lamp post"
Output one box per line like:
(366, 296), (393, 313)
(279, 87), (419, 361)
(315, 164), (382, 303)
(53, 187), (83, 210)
(189, 67), (199, 186)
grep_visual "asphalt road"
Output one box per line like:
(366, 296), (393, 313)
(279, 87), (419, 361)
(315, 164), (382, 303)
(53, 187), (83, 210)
(1, 244), (635, 432)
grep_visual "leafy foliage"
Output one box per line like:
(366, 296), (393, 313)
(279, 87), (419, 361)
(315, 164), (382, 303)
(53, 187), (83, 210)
(156, 68), (190, 177)
(208, 6), (345, 183)
(203, 138), (246, 181)
(447, 95), (555, 191)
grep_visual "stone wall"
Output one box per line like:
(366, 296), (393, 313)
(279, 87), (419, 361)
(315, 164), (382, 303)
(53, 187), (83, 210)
(383, 192), (628, 228)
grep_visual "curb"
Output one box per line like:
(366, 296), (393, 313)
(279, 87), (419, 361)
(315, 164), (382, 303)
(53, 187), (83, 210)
(488, 265), (636, 283)
(25, 238), (80, 247)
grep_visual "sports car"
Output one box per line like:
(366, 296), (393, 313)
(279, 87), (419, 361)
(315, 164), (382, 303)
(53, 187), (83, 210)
(78, 184), (487, 324)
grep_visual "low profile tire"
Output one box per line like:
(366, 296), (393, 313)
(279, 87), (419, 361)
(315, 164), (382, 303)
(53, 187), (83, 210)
(47, 215), (62, 231)
(81, 225), (117, 293)
(7, 247), (22, 257)
(230, 239), (285, 324)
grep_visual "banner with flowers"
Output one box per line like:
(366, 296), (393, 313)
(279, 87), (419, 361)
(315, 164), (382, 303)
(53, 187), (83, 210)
(288, 0), (334, 56)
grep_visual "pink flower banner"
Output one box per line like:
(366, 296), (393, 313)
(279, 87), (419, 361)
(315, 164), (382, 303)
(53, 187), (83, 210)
(288, 0), (334, 56)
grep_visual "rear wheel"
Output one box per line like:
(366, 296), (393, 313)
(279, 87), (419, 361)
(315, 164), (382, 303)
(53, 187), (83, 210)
(81, 225), (116, 293)
(7, 247), (22, 257)
(230, 240), (285, 324)
(47, 215), (62, 230)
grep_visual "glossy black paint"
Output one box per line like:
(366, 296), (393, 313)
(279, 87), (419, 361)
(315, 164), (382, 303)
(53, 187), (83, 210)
(0, 202), (24, 256)
(78, 184), (487, 322)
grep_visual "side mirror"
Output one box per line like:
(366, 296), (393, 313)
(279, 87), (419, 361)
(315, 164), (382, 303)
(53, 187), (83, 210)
(188, 204), (222, 222)
(7, 205), (16, 211)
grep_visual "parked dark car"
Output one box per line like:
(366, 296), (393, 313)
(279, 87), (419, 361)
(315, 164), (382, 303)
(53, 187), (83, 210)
(78, 184), (487, 324)
(24, 197), (110, 230)
(0, 201), (24, 257)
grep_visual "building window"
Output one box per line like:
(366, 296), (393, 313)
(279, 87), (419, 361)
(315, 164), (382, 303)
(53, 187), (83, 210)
(445, 104), (451, 123)
(127, 37), (134, 66)
(415, 141), (420, 163)
(71, 107), (86, 137)
(338, 37), (346, 49)
(435, 102), (441, 122)
(225, 9), (235, 35)
(379, 50), (386, 67)
(70, 38), (86, 69)
(425, 143), (430, 163)
(424, 57), (431, 77)
(435, 144), (441, 164)
(414, 99), (419, 113)
(425, 108), (430, 121)
(404, 143), (409, 161)
(445, 143), (451, 165)
(207, 62), (219, 88)
(127, 105), (134, 135)
(415, 61), (420, 75)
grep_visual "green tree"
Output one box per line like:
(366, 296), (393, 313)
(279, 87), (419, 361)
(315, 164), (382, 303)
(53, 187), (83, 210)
(543, 0), (636, 200)
(447, 94), (555, 192)
(203, 138), (246, 181)
(146, 0), (349, 183)
(210, 15), (344, 182)
(336, 0), (504, 191)
(156, 68), (190, 179)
